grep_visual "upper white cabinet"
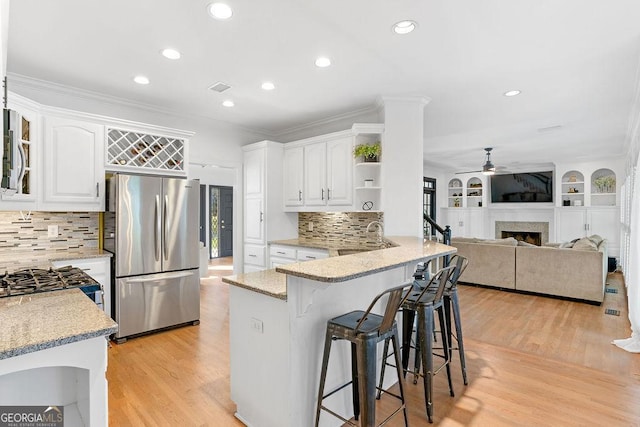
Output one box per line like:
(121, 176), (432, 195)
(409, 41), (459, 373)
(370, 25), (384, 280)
(283, 146), (304, 207)
(0, 96), (39, 210)
(303, 142), (327, 206)
(287, 135), (353, 210)
(555, 207), (619, 256)
(284, 124), (384, 212)
(326, 137), (353, 206)
(41, 116), (105, 211)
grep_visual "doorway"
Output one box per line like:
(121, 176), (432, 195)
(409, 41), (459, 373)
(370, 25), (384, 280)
(209, 185), (233, 259)
(423, 177), (437, 237)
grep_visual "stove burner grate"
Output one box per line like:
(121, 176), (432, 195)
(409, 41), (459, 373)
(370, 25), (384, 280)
(0, 266), (100, 298)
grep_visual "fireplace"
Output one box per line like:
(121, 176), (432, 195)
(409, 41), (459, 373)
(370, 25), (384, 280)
(502, 231), (542, 246)
(495, 221), (550, 245)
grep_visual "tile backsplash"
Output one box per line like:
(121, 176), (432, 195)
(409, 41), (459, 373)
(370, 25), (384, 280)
(298, 211), (384, 247)
(0, 212), (99, 259)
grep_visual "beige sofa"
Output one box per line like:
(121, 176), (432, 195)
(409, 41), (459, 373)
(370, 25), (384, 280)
(451, 236), (607, 304)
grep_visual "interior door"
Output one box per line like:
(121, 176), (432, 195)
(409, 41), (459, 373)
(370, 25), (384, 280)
(115, 174), (163, 277)
(219, 186), (234, 257)
(163, 178), (200, 271)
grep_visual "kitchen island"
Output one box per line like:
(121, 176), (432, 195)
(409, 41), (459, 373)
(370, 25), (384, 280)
(0, 289), (118, 426)
(223, 237), (455, 427)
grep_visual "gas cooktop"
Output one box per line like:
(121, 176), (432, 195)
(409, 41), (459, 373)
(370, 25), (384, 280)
(0, 266), (100, 298)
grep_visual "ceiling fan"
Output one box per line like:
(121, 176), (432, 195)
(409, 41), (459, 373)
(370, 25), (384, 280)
(455, 147), (508, 175)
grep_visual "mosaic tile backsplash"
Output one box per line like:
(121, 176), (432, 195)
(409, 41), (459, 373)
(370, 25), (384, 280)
(298, 212), (384, 247)
(0, 211), (99, 260)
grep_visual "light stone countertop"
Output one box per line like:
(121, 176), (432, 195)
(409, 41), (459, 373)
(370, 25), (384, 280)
(0, 288), (118, 360)
(223, 269), (287, 300)
(0, 249), (112, 273)
(224, 236), (456, 299)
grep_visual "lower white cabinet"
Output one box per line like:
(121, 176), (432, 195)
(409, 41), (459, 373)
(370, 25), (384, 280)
(440, 208), (485, 239)
(52, 257), (112, 318)
(269, 244), (329, 268)
(244, 244), (266, 271)
(555, 207), (619, 256)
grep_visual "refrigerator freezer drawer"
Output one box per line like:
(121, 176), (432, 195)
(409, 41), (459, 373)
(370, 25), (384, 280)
(115, 269), (200, 339)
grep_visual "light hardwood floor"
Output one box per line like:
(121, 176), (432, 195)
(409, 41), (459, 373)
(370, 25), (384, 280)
(107, 260), (640, 426)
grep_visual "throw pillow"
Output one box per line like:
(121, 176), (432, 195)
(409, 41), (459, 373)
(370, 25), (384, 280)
(517, 240), (537, 247)
(588, 234), (604, 246)
(572, 237), (598, 251)
(559, 241), (575, 248)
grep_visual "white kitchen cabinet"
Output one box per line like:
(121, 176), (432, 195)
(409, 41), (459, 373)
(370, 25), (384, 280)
(52, 257), (112, 319)
(303, 142), (327, 206)
(303, 137), (352, 208)
(0, 98), (39, 210)
(296, 248), (329, 261)
(283, 146), (304, 207)
(242, 141), (296, 272)
(555, 207), (619, 256)
(269, 244), (329, 268)
(326, 137), (353, 206)
(42, 116), (104, 211)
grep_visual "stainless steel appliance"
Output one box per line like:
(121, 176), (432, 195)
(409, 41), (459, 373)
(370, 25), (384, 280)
(104, 174), (200, 343)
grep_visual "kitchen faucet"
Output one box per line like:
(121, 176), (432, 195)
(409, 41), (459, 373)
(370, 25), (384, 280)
(366, 221), (384, 244)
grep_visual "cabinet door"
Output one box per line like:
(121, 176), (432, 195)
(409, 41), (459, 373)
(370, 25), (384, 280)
(304, 143), (327, 206)
(556, 209), (587, 242)
(42, 116), (104, 210)
(244, 148), (264, 198)
(589, 208), (619, 246)
(283, 146), (304, 207)
(465, 208), (484, 239)
(326, 137), (353, 206)
(245, 197), (264, 243)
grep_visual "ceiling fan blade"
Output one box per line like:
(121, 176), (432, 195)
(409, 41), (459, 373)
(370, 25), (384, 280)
(455, 170), (482, 175)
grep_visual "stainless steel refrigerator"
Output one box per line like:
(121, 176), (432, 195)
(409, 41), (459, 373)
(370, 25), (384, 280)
(104, 174), (200, 343)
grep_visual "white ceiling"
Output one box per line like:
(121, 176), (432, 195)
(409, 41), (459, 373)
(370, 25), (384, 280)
(7, 0), (640, 171)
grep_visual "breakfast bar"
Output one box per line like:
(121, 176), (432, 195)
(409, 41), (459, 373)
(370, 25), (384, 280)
(223, 237), (455, 427)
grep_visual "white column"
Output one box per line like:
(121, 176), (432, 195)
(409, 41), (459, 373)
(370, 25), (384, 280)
(381, 96), (430, 237)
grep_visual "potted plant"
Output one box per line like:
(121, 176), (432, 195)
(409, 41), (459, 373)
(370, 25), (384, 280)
(594, 175), (616, 193)
(353, 142), (381, 162)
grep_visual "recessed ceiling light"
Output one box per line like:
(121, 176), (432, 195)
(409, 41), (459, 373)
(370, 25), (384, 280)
(161, 48), (181, 60)
(222, 100), (235, 107)
(504, 90), (521, 97)
(134, 75), (149, 85)
(208, 3), (233, 20)
(393, 20), (417, 34)
(315, 57), (331, 68)
(261, 82), (275, 91)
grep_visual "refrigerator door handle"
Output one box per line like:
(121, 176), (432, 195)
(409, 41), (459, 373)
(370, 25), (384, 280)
(155, 195), (161, 262)
(126, 271), (195, 283)
(163, 194), (169, 261)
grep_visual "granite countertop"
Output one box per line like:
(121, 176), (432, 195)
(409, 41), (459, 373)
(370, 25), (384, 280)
(223, 269), (287, 300)
(224, 236), (456, 299)
(269, 238), (395, 256)
(276, 237), (455, 282)
(0, 288), (118, 360)
(0, 249), (112, 273)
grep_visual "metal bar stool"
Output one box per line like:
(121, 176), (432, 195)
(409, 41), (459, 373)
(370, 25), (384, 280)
(314, 282), (414, 427)
(414, 255), (470, 385)
(378, 265), (456, 423)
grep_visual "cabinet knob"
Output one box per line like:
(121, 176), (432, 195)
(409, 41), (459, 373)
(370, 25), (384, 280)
(299, 190), (302, 201)
(260, 211), (263, 222)
(321, 188), (324, 200)
(327, 188), (331, 200)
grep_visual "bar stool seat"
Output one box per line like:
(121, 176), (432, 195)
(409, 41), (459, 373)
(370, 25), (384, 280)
(315, 282), (413, 427)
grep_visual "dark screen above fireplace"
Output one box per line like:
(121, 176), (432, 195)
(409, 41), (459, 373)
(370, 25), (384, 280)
(490, 172), (553, 203)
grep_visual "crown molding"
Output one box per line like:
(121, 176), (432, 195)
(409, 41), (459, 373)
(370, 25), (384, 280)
(6, 73), (274, 137)
(272, 103), (381, 138)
